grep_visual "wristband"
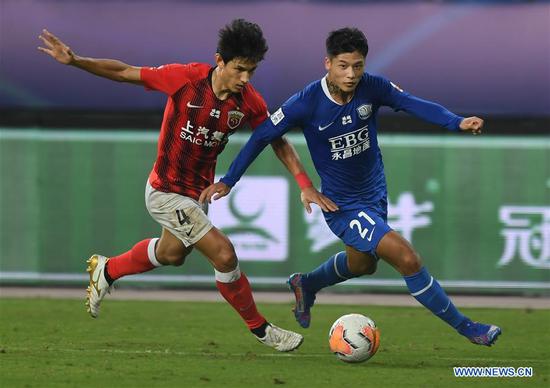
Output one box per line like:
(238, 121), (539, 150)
(294, 172), (313, 190)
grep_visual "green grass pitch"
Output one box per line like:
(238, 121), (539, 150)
(0, 298), (548, 387)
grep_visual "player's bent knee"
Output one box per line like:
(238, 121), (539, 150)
(399, 251), (422, 276)
(213, 249), (238, 272)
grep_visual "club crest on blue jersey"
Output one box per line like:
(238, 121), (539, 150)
(357, 104), (372, 120)
(227, 110), (245, 129)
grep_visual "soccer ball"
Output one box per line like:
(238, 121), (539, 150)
(328, 313), (380, 363)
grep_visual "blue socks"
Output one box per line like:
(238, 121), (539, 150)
(404, 267), (466, 329)
(302, 257), (466, 330)
(303, 252), (355, 294)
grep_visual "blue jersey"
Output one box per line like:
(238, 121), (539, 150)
(221, 72), (463, 211)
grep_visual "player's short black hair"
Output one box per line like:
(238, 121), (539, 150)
(326, 27), (369, 58)
(217, 19), (268, 64)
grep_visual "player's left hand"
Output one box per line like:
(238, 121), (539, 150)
(459, 116), (484, 135)
(301, 186), (339, 214)
(38, 29), (75, 65)
(199, 181), (231, 204)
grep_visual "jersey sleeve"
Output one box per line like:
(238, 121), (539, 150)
(220, 91), (307, 187)
(375, 76), (464, 131)
(140, 63), (193, 95)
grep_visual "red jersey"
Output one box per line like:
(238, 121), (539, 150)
(141, 63), (268, 199)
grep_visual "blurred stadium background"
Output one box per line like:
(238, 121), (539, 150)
(0, 0), (548, 296)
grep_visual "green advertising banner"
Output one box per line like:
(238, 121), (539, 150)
(0, 129), (548, 293)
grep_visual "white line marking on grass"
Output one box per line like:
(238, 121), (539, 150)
(5, 346), (329, 358)
(6, 347), (547, 366)
(6, 347), (547, 364)
(435, 356), (547, 364)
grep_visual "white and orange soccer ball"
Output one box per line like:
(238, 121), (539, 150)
(328, 313), (380, 363)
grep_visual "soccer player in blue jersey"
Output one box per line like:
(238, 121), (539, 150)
(200, 27), (501, 346)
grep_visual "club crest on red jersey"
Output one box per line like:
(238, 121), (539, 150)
(227, 110), (245, 129)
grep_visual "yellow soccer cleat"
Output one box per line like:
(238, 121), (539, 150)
(85, 254), (112, 318)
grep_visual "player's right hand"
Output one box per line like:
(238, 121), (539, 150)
(300, 186), (339, 214)
(199, 181), (231, 204)
(38, 29), (74, 65)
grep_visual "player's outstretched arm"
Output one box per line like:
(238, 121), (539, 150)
(459, 116), (484, 135)
(270, 137), (338, 213)
(38, 29), (142, 84)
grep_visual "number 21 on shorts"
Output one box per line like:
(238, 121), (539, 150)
(349, 211), (376, 241)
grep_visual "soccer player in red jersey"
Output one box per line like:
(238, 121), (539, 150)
(38, 19), (337, 352)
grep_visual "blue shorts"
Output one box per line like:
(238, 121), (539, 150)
(324, 205), (392, 258)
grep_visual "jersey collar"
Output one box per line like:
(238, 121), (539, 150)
(321, 75), (355, 106)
